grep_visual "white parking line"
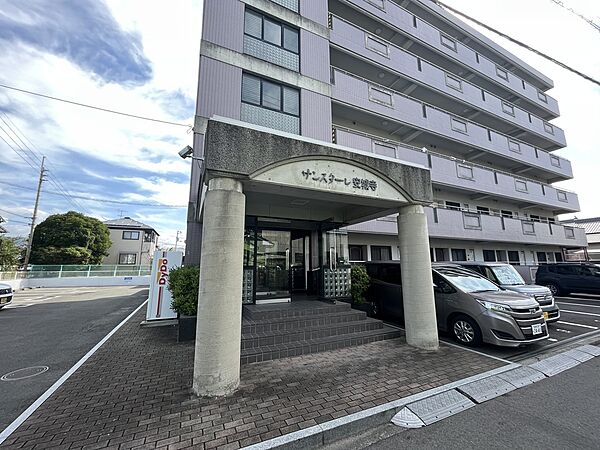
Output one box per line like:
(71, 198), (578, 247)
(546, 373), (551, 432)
(556, 301), (600, 309)
(547, 338), (558, 342)
(560, 309), (600, 318)
(556, 320), (598, 330)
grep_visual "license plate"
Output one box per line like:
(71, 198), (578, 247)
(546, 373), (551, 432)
(532, 324), (543, 335)
(543, 312), (549, 321)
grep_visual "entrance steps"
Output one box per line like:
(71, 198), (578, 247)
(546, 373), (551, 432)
(241, 300), (402, 365)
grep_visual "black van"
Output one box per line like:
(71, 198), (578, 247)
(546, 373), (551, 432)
(535, 263), (600, 296)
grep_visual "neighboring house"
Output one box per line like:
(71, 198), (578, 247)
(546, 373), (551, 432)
(562, 218), (600, 261)
(102, 217), (159, 266)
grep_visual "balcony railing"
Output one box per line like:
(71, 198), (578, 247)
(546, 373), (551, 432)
(329, 15), (566, 149)
(331, 68), (573, 180)
(333, 126), (579, 213)
(339, 0), (560, 117)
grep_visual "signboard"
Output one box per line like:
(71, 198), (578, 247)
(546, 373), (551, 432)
(146, 250), (182, 321)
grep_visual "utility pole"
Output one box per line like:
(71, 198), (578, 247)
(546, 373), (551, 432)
(174, 230), (181, 252)
(23, 156), (47, 268)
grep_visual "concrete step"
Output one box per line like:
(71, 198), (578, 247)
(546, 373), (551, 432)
(240, 325), (403, 365)
(242, 309), (368, 334)
(242, 300), (351, 321)
(241, 317), (384, 350)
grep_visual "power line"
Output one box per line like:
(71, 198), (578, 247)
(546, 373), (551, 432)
(435, 1), (600, 87)
(3, 219), (30, 226)
(0, 208), (31, 219)
(549, 0), (600, 33)
(0, 180), (187, 208)
(0, 82), (192, 128)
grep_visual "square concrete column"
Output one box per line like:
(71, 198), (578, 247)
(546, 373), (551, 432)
(193, 177), (246, 396)
(397, 205), (439, 350)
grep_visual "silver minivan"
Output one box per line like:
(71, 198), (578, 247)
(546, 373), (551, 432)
(364, 262), (549, 347)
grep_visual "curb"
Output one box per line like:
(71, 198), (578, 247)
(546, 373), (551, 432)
(242, 363), (520, 450)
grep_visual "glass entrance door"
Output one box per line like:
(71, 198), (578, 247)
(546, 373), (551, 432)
(256, 230), (291, 301)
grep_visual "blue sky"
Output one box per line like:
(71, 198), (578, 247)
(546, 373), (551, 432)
(0, 0), (598, 249)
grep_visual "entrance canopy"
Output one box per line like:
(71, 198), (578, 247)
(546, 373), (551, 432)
(202, 117), (434, 225)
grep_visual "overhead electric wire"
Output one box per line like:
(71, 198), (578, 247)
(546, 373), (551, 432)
(435, 1), (600, 87)
(0, 208), (31, 219)
(0, 180), (187, 208)
(549, 0), (600, 33)
(0, 131), (38, 171)
(0, 82), (192, 128)
(4, 219), (30, 226)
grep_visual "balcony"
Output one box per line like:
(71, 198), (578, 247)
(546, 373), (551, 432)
(331, 0), (560, 119)
(346, 208), (587, 248)
(334, 127), (579, 214)
(329, 15), (566, 150)
(330, 68), (573, 182)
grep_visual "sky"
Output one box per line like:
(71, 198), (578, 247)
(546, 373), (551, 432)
(0, 0), (598, 250)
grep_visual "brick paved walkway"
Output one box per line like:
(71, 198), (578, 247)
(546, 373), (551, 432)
(2, 309), (504, 450)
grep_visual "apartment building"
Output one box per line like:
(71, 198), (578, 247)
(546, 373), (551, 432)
(186, 0), (586, 273)
(103, 217), (159, 266)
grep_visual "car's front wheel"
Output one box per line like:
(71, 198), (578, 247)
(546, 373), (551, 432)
(451, 315), (482, 347)
(544, 283), (562, 296)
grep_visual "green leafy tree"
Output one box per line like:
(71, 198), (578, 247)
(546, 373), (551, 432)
(351, 264), (371, 304)
(30, 212), (111, 265)
(0, 236), (25, 269)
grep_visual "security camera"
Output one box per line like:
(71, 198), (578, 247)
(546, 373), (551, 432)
(178, 145), (193, 159)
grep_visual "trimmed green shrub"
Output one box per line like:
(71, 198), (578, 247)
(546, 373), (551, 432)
(168, 265), (200, 316)
(351, 264), (370, 304)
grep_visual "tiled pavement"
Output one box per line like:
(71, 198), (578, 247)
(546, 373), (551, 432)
(1, 310), (505, 450)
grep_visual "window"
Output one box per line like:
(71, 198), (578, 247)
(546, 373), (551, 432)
(450, 117), (468, 134)
(483, 250), (496, 262)
(451, 248), (467, 261)
(508, 250), (520, 265)
(501, 102), (515, 116)
(435, 248), (450, 262)
(144, 231), (154, 243)
(119, 253), (137, 265)
(446, 200), (461, 210)
(122, 231), (140, 240)
(557, 191), (568, 202)
(371, 245), (392, 261)
(366, 35), (389, 57)
(529, 214), (541, 223)
(440, 34), (457, 52)
(349, 245), (365, 261)
(496, 250), (508, 262)
(536, 252), (547, 263)
(565, 227), (575, 239)
(501, 210), (514, 218)
(496, 66), (509, 81)
(555, 252), (564, 262)
(445, 73), (462, 92)
(477, 206), (490, 215)
(522, 221), (535, 235)
(457, 163), (474, 180)
(515, 179), (528, 192)
(537, 91), (548, 103)
(369, 86), (394, 107)
(543, 122), (554, 135)
(244, 9), (299, 53)
(241, 73), (300, 116)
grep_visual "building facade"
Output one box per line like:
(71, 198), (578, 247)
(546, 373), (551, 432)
(103, 217), (159, 266)
(186, 0), (586, 276)
(563, 217), (600, 262)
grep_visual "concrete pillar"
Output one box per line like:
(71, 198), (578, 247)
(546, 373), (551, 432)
(193, 177), (246, 396)
(397, 204), (439, 350)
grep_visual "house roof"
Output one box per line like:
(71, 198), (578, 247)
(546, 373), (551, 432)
(562, 217), (600, 234)
(103, 217), (159, 235)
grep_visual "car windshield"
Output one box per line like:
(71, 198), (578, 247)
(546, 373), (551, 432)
(490, 265), (525, 286)
(437, 268), (501, 293)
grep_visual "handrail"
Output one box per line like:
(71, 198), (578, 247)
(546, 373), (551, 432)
(329, 13), (563, 141)
(331, 66), (569, 164)
(332, 124), (576, 195)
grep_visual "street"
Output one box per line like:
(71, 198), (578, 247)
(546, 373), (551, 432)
(0, 286), (148, 431)
(358, 354), (600, 450)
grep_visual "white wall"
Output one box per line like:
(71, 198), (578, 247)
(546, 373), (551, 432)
(5, 276), (150, 290)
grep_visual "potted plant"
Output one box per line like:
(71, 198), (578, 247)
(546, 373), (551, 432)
(168, 265), (199, 342)
(350, 264), (372, 313)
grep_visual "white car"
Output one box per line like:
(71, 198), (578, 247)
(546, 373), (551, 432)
(0, 283), (13, 309)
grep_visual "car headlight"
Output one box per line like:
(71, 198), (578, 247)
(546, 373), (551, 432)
(476, 300), (512, 314)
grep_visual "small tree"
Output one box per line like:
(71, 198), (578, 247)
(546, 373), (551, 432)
(168, 265), (200, 316)
(351, 264), (370, 304)
(0, 236), (24, 269)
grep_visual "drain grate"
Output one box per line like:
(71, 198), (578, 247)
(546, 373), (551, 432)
(406, 389), (474, 426)
(497, 366), (546, 388)
(457, 375), (516, 403)
(529, 354), (580, 377)
(1, 366), (49, 381)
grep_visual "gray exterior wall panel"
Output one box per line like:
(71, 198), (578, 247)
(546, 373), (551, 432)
(300, 30), (331, 83)
(197, 57), (242, 120)
(202, 0), (244, 52)
(301, 90), (332, 142)
(300, 0), (328, 26)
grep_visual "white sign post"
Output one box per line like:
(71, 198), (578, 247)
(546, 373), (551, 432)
(146, 250), (182, 321)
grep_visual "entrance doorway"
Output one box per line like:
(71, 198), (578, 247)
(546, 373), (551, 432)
(246, 229), (310, 304)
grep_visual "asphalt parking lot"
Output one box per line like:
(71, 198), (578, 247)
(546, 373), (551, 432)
(0, 286), (148, 432)
(443, 293), (600, 361)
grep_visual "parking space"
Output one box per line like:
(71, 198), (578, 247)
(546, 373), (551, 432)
(0, 286), (148, 432)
